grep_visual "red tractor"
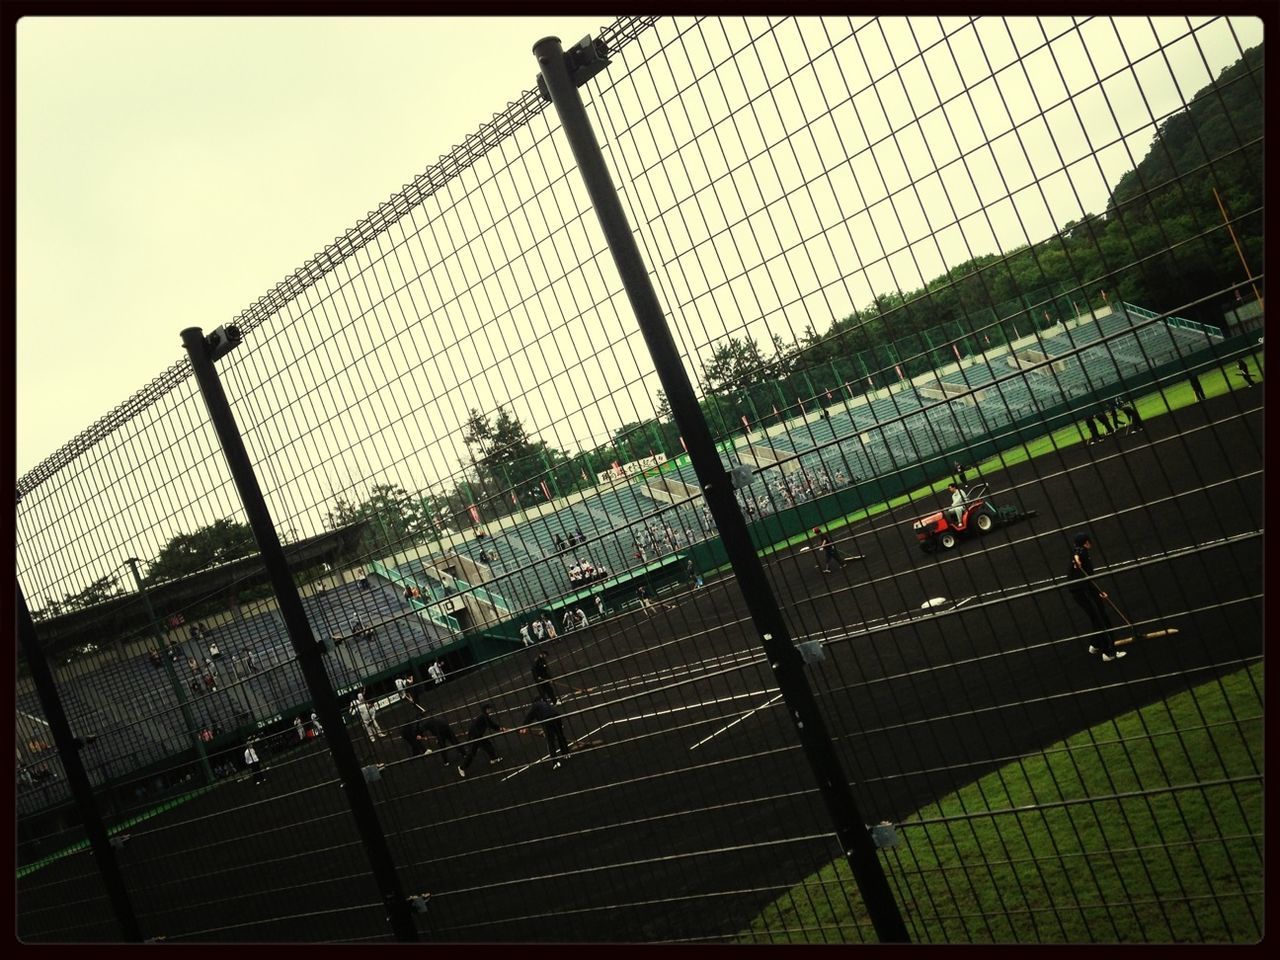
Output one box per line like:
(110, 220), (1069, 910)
(912, 482), (1003, 552)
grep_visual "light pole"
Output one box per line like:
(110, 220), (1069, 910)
(125, 557), (214, 785)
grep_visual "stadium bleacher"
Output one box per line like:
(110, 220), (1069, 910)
(16, 576), (456, 812)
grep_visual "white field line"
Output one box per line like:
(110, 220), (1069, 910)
(500, 721), (613, 782)
(583, 649), (765, 696)
(498, 686), (782, 781)
(688, 693), (785, 751)
(839, 531), (1258, 645)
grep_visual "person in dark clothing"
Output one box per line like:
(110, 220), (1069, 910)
(1237, 358), (1257, 387)
(532, 652), (557, 704)
(458, 705), (506, 775)
(686, 558), (702, 589)
(813, 527), (848, 573)
(1109, 402), (1128, 433)
(1108, 400), (1128, 431)
(1082, 416), (1099, 445)
(1101, 405), (1118, 434)
(520, 697), (571, 768)
(1120, 399), (1143, 433)
(1092, 413), (1110, 438)
(1189, 373), (1206, 402)
(1066, 533), (1126, 662)
(403, 717), (460, 765)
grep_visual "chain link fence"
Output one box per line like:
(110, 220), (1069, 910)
(17, 14), (1262, 943)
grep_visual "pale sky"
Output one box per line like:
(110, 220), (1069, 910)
(18, 16), (1263, 487)
(16, 15), (607, 478)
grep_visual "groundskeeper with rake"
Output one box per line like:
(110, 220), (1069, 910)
(1066, 532), (1126, 662)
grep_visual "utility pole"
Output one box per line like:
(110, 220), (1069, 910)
(125, 557), (214, 785)
(1212, 186), (1264, 312)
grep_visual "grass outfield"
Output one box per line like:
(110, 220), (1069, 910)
(741, 662), (1263, 944)
(734, 354), (1265, 564)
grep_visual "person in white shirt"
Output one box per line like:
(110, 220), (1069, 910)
(244, 741), (266, 784)
(395, 674), (417, 707)
(947, 482), (968, 525)
(429, 661), (446, 685)
(351, 691), (386, 741)
(519, 623), (532, 646)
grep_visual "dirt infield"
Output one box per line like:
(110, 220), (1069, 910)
(17, 391), (1262, 943)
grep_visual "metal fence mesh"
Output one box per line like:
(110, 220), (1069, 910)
(17, 14), (1263, 943)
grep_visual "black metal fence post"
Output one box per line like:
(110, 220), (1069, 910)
(533, 35), (910, 943)
(16, 581), (143, 942)
(179, 327), (419, 943)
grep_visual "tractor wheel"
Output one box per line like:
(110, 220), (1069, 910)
(975, 512), (995, 533)
(940, 532), (958, 550)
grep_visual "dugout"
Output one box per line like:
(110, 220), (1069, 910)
(469, 553), (690, 650)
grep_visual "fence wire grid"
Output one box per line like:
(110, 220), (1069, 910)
(16, 14), (1264, 944)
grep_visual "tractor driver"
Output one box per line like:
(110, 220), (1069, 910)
(947, 482), (969, 525)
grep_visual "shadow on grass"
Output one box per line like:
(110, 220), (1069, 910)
(741, 662), (1263, 944)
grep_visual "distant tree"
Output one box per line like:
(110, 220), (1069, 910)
(460, 406), (568, 499)
(611, 419), (669, 465)
(146, 519), (257, 584)
(794, 310), (890, 369)
(31, 600), (64, 621)
(65, 575), (121, 609)
(461, 409), (495, 456)
(415, 492), (452, 534)
(30, 575), (122, 619)
(701, 334), (797, 397)
(324, 483), (434, 554)
(654, 389), (672, 423)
